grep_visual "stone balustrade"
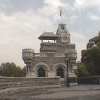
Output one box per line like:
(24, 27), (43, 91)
(0, 77), (60, 90)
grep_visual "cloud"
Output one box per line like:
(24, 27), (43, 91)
(38, 0), (65, 18)
(71, 32), (88, 60)
(45, 0), (64, 8)
(0, 8), (55, 66)
(0, 0), (100, 66)
(89, 14), (100, 21)
(0, 0), (66, 66)
(0, 0), (44, 15)
(75, 0), (100, 8)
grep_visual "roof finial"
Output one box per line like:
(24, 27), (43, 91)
(59, 7), (62, 17)
(60, 8), (62, 17)
(58, 7), (64, 24)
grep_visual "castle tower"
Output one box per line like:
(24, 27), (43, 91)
(39, 32), (58, 54)
(56, 9), (70, 44)
(56, 24), (70, 44)
(22, 49), (35, 77)
(22, 10), (77, 81)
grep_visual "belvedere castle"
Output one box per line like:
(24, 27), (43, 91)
(22, 13), (77, 79)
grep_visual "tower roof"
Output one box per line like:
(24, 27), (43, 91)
(39, 32), (58, 40)
(56, 23), (70, 43)
(56, 24), (69, 34)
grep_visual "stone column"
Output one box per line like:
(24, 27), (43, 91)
(26, 63), (36, 78)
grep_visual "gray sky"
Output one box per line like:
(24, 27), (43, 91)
(0, 0), (100, 67)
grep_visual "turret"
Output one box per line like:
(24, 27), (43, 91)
(22, 49), (34, 64)
(22, 49), (34, 76)
(56, 9), (70, 44)
(56, 24), (70, 44)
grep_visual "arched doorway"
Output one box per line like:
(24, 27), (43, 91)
(56, 67), (64, 78)
(37, 67), (46, 77)
(34, 63), (49, 77)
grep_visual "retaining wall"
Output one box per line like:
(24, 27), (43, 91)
(0, 77), (60, 89)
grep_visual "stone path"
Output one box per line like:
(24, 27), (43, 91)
(0, 85), (100, 100)
(32, 85), (100, 99)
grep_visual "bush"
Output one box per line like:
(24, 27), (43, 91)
(76, 64), (90, 77)
(0, 62), (26, 77)
(78, 76), (100, 84)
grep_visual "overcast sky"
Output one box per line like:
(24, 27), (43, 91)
(0, 0), (100, 67)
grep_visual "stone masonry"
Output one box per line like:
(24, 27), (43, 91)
(22, 22), (77, 78)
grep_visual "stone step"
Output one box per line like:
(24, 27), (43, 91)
(0, 77), (61, 90)
(0, 85), (60, 97)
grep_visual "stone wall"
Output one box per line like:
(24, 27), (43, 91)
(0, 77), (60, 90)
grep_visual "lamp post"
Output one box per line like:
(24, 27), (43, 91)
(64, 50), (77, 87)
(64, 52), (70, 87)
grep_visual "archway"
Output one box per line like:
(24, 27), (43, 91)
(56, 67), (64, 78)
(34, 63), (49, 77)
(55, 64), (66, 78)
(37, 67), (46, 77)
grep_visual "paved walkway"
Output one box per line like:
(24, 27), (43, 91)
(0, 85), (100, 100)
(32, 85), (100, 99)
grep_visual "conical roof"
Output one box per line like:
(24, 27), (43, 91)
(56, 24), (69, 34)
(39, 32), (58, 40)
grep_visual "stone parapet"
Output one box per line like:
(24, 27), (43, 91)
(0, 77), (61, 90)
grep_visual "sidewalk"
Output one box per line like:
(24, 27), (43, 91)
(32, 85), (100, 100)
(0, 85), (100, 100)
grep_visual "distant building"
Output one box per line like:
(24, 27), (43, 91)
(22, 15), (77, 78)
(87, 32), (100, 49)
(81, 32), (100, 63)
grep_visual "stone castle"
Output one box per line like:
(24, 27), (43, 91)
(22, 19), (77, 78)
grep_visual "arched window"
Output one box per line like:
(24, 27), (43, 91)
(56, 67), (64, 78)
(37, 67), (46, 77)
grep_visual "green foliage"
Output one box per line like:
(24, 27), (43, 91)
(97, 36), (100, 48)
(97, 42), (100, 48)
(0, 62), (26, 77)
(80, 36), (100, 77)
(76, 64), (90, 77)
(81, 46), (100, 76)
(85, 47), (100, 75)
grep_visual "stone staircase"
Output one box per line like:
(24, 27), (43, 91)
(0, 77), (60, 89)
(0, 85), (60, 97)
(0, 77), (61, 99)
